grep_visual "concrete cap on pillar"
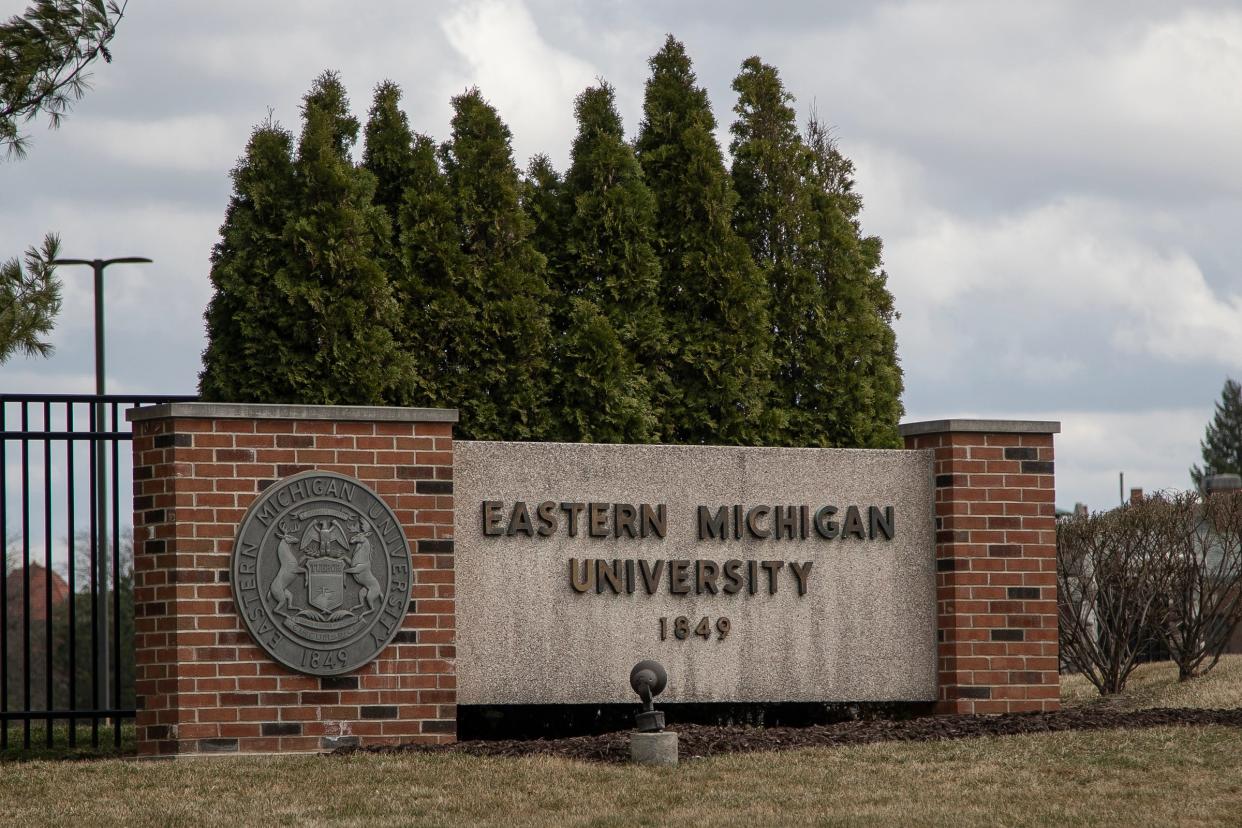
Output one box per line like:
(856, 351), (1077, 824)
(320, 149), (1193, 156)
(898, 419), (1061, 437)
(127, 401), (459, 423)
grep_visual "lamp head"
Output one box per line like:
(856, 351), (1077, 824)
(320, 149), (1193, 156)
(630, 660), (668, 733)
(629, 660), (667, 698)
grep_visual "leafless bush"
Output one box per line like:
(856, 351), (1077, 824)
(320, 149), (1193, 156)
(1057, 498), (1173, 695)
(1159, 490), (1242, 681)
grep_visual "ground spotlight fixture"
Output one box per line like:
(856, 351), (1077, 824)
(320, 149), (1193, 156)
(629, 659), (667, 733)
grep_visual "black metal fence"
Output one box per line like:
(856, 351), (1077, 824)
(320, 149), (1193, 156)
(1, 393), (195, 751)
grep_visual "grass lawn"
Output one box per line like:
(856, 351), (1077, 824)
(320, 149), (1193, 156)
(2, 659), (1241, 826)
(1061, 656), (1242, 711)
(1, 725), (1240, 826)
(0, 721), (135, 762)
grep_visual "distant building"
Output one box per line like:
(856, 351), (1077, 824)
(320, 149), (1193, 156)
(4, 564), (70, 622)
(1130, 476), (1242, 656)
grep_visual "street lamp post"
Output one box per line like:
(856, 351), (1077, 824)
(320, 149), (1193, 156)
(50, 256), (152, 717)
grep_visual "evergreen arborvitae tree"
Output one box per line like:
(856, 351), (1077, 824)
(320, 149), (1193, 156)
(730, 57), (823, 446)
(396, 133), (465, 407)
(361, 80), (434, 405)
(521, 154), (565, 266)
(551, 296), (656, 443)
(440, 88), (551, 440)
(1192, 378), (1242, 488)
(201, 71), (411, 404)
(282, 71), (411, 404)
(202, 74), (413, 404)
(362, 81), (418, 232)
(730, 58), (903, 448)
(802, 112), (903, 448)
(540, 83), (667, 443)
(635, 36), (776, 445)
(199, 123), (299, 400)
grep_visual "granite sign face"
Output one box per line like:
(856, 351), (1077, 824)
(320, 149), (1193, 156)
(231, 471), (411, 676)
(455, 442), (937, 705)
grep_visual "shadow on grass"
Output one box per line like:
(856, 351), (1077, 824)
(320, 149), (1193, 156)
(1, 721), (136, 762)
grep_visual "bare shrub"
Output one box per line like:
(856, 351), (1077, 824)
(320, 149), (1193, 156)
(1160, 490), (1242, 681)
(1057, 498), (1172, 695)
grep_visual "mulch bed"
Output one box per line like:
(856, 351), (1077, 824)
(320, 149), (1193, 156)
(336, 707), (1242, 764)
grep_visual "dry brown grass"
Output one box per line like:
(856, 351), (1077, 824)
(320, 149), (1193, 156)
(2, 725), (1241, 827)
(1062, 655), (1242, 710)
(3, 659), (1240, 825)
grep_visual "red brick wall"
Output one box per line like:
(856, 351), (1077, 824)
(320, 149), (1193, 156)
(903, 426), (1060, 714)
(130, 410), (455, 756)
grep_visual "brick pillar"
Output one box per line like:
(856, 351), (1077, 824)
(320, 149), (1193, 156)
(900, 419), (1060, 714)
(128, 402), (457, 756)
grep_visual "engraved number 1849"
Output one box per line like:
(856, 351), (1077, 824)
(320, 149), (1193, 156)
(301, 648), (349, 669)
(658, 616), (730, 641)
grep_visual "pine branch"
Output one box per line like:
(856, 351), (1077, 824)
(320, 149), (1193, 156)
(0, 232), (62, 363)
(1, 1), (126, 159)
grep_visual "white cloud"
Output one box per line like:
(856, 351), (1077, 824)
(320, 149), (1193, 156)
(180, 26), (336, 90)
(440, 0), (599, 168)
(1, 198), (220, 397)
(3, 0), (1241, 517)
(882, 196), (1242, 373)
(1054, 407), (1211, 511)
(1103, 10), (1242, 168)
(778, 3), (1242, 198)
(903, 405), (1212, 512)
(63, 115), (246, 174)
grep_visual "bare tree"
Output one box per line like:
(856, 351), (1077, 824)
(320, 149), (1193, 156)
(1160, 490), (1242, 680)
(1058, 497), (1173, 695)
(4, 533), (18, 571)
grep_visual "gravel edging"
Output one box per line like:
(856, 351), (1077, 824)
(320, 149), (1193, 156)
(334, 707), (1242, 764)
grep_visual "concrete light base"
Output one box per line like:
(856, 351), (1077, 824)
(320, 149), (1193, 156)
(630, 731), (678, 766)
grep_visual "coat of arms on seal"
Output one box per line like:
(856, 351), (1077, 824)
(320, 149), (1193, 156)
(231, 470), (411, 676)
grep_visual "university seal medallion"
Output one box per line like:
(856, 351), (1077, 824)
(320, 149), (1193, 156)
(231, 471), (411, 676)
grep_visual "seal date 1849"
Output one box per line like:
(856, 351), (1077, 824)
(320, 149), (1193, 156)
(231, 471), (412, 676)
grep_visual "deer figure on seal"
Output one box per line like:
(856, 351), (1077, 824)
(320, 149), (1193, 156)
(347, 518), (383, 613)
(271, 518), (303, 615)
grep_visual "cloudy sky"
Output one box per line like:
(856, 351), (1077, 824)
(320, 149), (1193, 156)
(3, 0), (1241, 512)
